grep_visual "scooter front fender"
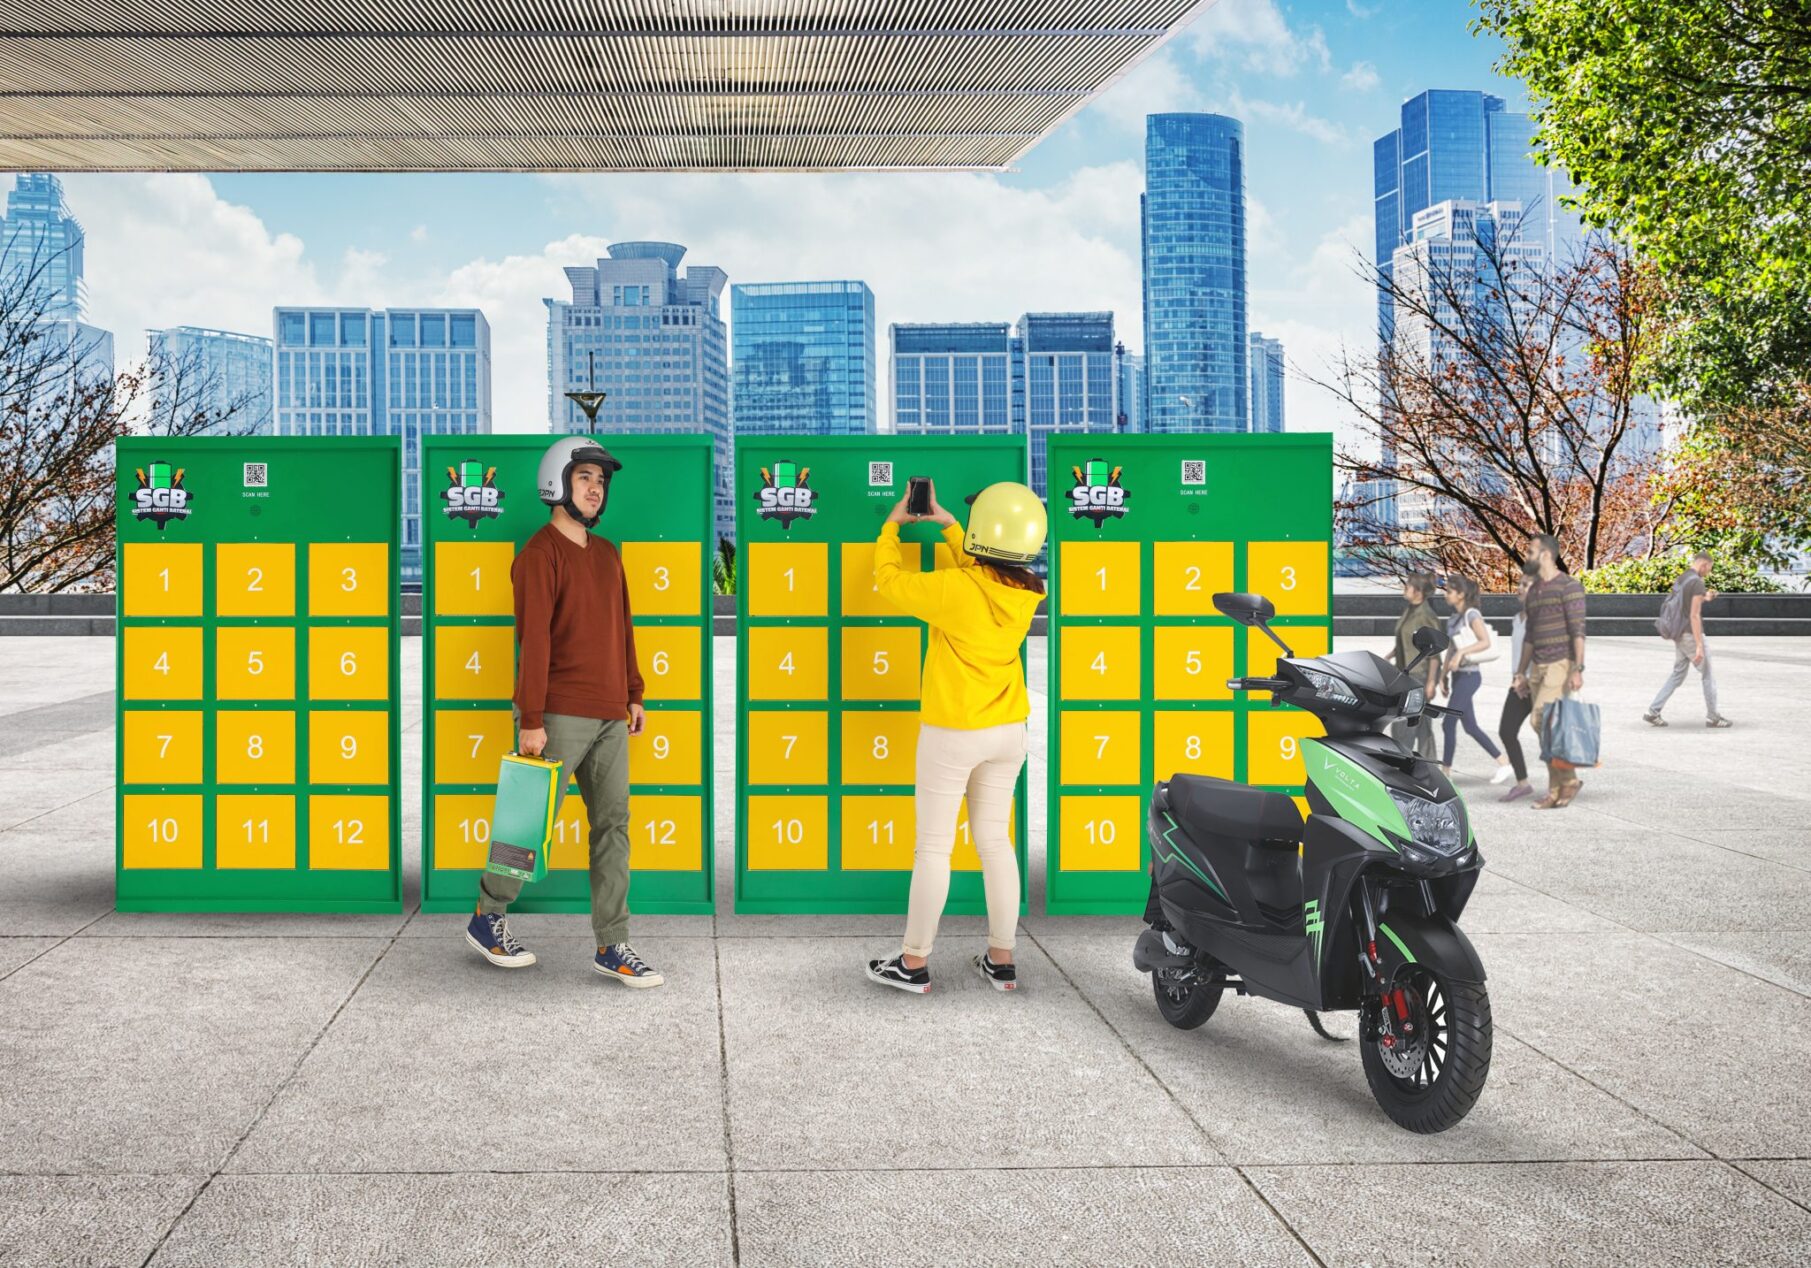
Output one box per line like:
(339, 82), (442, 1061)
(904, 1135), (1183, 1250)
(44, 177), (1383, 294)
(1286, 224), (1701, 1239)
(1372, 910), (1487, 985)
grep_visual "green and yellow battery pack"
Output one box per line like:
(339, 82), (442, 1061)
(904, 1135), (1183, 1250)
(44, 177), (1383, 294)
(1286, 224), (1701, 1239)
(484, 752), (564, 884)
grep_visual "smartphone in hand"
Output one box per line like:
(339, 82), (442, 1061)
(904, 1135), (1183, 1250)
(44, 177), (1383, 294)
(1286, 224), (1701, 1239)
(907, 477), (931, 517)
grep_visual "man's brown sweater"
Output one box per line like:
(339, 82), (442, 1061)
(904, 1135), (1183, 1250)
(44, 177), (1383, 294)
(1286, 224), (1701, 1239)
(512, 523), (643, 730)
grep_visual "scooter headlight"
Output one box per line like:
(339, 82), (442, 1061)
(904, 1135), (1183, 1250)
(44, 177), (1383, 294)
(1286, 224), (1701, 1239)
(1300, 667), (1359, 706)
(1389, 792), (1465, 854)
(1401, 687), (1426, 717)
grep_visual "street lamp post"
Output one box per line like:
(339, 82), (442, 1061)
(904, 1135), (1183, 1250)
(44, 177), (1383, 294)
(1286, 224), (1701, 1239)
(564, 349), (607, 426)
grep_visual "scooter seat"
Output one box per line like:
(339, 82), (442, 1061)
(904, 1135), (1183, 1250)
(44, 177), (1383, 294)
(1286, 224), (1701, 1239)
(1163, 773), (1304, 845)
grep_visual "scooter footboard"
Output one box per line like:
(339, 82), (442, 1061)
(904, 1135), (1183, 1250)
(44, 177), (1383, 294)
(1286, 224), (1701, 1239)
(1372, 911), (1487, 985)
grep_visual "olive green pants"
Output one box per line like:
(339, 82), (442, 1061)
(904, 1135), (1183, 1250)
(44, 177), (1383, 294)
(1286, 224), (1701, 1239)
(478, 712), (631, 946)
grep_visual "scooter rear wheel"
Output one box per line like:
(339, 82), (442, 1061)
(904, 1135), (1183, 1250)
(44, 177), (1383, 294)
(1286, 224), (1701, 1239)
(1360, 965), (1492, 1133)
(1152, 965), (1223, 1029)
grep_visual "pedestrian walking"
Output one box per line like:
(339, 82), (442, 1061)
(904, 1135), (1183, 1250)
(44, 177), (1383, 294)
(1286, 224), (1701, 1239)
(464, 437), (663, 987)
(1512, 533), (1588, 809)
(1496, 562), (1540, 802)
(1437, 574), (1512, 784)
(1644, 552), (1732, 729)
(1389, 573), (1441, 762)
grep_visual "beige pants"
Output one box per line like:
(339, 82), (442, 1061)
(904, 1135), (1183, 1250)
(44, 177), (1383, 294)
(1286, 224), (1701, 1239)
(902, 722), (1025, 958)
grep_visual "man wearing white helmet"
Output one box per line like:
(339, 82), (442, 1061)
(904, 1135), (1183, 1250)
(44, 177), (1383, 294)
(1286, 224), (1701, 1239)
(463, 436), (664, 988)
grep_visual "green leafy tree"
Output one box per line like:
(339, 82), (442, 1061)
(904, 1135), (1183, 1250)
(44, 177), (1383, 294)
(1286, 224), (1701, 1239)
(1475, 0), (1811, 408)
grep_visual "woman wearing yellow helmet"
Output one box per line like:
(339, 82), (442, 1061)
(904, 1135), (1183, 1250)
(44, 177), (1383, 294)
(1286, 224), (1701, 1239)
(864, 479), (1049, 995)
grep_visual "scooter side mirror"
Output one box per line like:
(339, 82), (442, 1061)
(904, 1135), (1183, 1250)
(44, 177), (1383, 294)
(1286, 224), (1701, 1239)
(1212, 592), (1277, 626)
(1412, 626), (1451, 655)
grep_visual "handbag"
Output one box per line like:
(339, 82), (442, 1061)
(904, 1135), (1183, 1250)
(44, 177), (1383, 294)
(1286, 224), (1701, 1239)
(485, 751), (565, 884)
(1539, 697), (1602, 770)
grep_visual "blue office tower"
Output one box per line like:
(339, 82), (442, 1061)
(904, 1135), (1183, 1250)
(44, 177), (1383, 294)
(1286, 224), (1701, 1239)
(1017, 312), (1116, 500)
(1, 173), (86, 321)
(1141, 114), (1248, 434)
(890, 323), (1014, 436)
(732, 281), (876, 437)
(1248, 332), (1285, 434)
(147, 326), (274, 435)
(1374, 91), (1580, 340)
(273, 306), (492, 582)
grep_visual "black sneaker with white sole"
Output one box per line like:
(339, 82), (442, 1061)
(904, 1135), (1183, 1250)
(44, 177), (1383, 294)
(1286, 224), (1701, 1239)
(866, 954), (930, 994)
(1643, 711), (1667, 727)
(973, 953), (1017, 992)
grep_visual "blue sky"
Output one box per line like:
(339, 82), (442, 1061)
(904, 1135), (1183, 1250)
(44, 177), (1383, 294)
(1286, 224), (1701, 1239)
(57, 0), (1524, 438)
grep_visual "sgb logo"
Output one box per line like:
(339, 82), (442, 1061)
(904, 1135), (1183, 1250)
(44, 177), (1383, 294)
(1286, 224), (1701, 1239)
(754, 460), (817, 530)
(1067, 458), (1130, 528)
(442, 461), (505, 528)
(131, 461), (193, 530)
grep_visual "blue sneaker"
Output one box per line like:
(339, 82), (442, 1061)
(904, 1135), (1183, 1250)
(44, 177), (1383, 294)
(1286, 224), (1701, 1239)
(594, 943), (664, 989)
(465, 911), (535, 968)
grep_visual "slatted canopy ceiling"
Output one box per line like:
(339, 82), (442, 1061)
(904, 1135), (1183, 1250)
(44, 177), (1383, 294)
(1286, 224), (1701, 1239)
(0, 1), (1212, 171)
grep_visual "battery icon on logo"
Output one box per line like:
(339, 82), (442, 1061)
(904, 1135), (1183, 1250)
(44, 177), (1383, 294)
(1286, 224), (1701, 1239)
(459, 460), (485, 485)
(773, 460), (799, 487)
(148, 461), (174, 490)
(1084, 459), (1110, 485)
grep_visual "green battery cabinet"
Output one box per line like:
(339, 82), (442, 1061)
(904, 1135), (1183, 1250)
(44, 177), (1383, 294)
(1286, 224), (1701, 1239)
(485, 753), (564, 884)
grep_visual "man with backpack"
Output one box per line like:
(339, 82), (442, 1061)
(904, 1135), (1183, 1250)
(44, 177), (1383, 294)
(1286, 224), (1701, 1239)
(1644, 552), (1732, 729)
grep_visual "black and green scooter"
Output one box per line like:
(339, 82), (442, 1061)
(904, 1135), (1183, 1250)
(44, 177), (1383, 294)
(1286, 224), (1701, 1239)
(1133, 592), (1492, 1132)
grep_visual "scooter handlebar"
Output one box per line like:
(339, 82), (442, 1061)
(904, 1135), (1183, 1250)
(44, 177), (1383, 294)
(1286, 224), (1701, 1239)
(1226, 676), (1291, 692)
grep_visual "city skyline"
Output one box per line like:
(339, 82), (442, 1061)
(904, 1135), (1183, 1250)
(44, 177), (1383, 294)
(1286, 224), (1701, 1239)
(24, 3), (1523, 453)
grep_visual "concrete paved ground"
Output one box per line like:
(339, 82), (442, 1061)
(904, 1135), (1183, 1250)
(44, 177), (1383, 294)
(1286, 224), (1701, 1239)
(2, 635), (1808, 1266)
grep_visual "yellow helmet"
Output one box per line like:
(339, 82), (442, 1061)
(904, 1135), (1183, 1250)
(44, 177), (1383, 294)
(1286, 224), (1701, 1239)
(963, 481), (1048, 564)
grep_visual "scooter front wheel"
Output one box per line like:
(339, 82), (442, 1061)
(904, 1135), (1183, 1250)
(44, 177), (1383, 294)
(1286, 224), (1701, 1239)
(1152, 965), (1223, 1029)
(1361, 964), (1492, 1133)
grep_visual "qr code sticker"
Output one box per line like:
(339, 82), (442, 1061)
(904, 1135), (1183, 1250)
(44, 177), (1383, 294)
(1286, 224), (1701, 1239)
(868, 461), (894, 488)
(243, 462), (269, 489)
(1181, 459), (1206, 486)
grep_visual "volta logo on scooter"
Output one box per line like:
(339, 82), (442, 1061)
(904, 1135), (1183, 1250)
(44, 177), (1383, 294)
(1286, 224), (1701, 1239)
(131, 461), (193, 530)
(754, 460), (817, 530)
(1067, 458), (1130, 528)
(441, 460), (505, 528)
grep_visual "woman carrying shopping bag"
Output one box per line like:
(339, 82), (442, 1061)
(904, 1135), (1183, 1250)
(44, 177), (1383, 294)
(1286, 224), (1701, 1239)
(864, 480), (1046, 995)
(1438, 574), (1513, 785)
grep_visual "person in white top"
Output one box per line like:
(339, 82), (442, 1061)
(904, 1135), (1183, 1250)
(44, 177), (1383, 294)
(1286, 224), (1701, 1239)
(1437, 574), (1513, 784)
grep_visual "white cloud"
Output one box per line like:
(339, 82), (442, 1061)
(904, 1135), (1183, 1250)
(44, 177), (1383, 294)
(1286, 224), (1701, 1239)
(1341, 60), (1381, 92)
(1249, 214), (1377, 453)
(1346, 1), (1379, 18)
(1188, 0), (1332, 76)
(64, 173), (324, 354)
(1227, 91), (1348, 145)
(409, 224), (429, 243)
(1089, 50), (1209, 134)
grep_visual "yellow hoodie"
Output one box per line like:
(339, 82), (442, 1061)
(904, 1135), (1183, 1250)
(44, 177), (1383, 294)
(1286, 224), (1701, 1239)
(873, 521), (1044, 730)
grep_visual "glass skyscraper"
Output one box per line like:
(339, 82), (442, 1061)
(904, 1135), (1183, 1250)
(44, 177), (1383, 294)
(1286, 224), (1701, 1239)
(1374, 91), (1580, 340)
(147, 326), (274, 435)
(273, 306), (492, 582)
(731, 281), (876, 437)
(1017, 312), (1116, 500)
(2, 173), (86, 321)
(546, 242), (732, 542)
(890, 323), (1013, 436)
(1248, 332), (1285, 434)
(1115, 347), (1145, 435)
(1141, 113), (1248, 434)
(1, 172), (112, 378)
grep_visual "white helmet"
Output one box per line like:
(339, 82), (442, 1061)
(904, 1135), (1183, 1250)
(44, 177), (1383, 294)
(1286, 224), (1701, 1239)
(538, 436), (622, 526)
